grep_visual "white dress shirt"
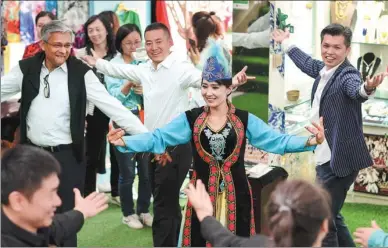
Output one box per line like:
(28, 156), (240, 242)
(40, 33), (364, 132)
(283, 41), (373, 165)
(95, 51), (202, 131)
(1, 60), (147, 146)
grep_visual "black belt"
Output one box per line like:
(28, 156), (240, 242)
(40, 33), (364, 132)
(27, 140), (72, 153)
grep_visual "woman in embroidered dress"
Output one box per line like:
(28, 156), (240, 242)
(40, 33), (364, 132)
(107, 44), (325, 247)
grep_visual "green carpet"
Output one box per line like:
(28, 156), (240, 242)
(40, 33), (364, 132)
(78, 202), (387, 247)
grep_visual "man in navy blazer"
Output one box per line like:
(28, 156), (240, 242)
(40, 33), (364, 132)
(272, 24), (387, 247)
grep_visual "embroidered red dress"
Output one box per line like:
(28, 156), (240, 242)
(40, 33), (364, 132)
(181, 105), (255, 247)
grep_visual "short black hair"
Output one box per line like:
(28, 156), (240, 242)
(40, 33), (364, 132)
(35, 11), (56, 25)
(320, 23), (352, 47)
(115, 24), (142, 54)
(1, 145), (61, 205)
(144, 22), (171, 38)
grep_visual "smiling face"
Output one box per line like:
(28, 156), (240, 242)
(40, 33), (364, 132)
(144, 29), (172, 65)
(87, 19), (108, 46)
(201, 80), (232, 108)
(9, 173), (62, 231)
(121, 31), (142, 57)
(36, 16), (53, 40)
(320, 34), (350, 69)
(41, 32), (72, 68)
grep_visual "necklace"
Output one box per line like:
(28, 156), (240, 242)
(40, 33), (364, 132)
(335, 1), (351, 20)
(361, 56), (377, 77)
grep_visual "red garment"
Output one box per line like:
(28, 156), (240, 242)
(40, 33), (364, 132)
(155, 0), (173, 45)
(22, 41), (41, 59)
(22, 41), (75, 59)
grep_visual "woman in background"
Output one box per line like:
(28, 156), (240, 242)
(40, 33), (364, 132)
(105, 23), (153, 229)
(22, 11), (56, 59)
(188, 11), (230, 109)
(75, 14), (116, 197)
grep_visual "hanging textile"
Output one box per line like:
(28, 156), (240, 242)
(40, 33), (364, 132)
(73, 25), (86, 49)
(4, 1), (21, 43)
(155, 0), (171, 30)
(19, 2), (35, 44)
(115, 8), (142, 31)
(45, 0), (58, 16)
(58, 1), (88, 33)
(151, 0), (172, 44)
(1, 2), (8, 76)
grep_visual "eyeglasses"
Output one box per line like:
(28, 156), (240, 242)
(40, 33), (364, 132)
(123, 41), (141, 47)
(45, 41), (73, 50)
(43, 74), (50, 98)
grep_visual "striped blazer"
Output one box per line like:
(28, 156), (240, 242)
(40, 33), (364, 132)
(287, 47), (373, 177)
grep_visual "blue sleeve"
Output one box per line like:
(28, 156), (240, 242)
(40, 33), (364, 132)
(117, 113), (192, 154)
(105, 76), (130, 103)
(368, 230), (388, 247)
(246, 113), (316, 155)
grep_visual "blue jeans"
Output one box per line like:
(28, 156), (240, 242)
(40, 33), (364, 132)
(114, 148), (151, 217)
(316, 162), (358, 247)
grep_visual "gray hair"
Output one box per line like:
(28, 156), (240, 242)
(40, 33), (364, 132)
(41, 20), (74, 42)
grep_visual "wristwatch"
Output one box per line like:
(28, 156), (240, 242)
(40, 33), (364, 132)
(364, 84), (376, 94)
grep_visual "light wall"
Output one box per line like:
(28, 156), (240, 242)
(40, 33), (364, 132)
(90, 1), (151, 32)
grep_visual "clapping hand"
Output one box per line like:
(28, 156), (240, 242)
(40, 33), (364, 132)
(107, 123), (125, 147)
(305, 117), (325, 145)
(73, 189), (108, 219)
(232, 66), (256, 88)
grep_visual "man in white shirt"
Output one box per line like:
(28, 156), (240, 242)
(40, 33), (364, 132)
(0, 20), (147, 247)
(82, 22), (252, 247)
(272, 24), (387, 247)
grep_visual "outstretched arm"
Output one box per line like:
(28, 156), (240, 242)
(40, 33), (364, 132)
(246, 113), (324, 154)
(272, 29), (325, 78)
(110, 113), (192, 154)
(81, 54), (142, 83)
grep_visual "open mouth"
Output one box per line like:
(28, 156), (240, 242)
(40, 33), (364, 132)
(325, 56), (335, 62)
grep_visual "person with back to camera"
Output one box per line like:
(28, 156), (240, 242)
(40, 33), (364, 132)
(184, 179), (331, 247)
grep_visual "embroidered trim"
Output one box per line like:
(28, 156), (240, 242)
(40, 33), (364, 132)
(181, 170), (197, 247)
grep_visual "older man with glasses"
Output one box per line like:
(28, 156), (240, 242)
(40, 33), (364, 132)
(0, 20), (148, 247)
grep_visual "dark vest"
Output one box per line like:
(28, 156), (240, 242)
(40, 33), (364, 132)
(183, 106), (254, 247)
(18, 51), (90, 162)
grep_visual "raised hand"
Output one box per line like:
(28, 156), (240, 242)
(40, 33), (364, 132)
(184, 180), (213, 222)
(272, 28), (290, 44)
(81, 55), (97, 67)
(354, 220), (382, 247)
(232, 66), (256, 88)
(188, 46), (200, 65)
(107, 123), (125, 147)
(305, 117), (325, 145)
(81, 48), (101, 67)
(365, 67), (388, 91)
(73, 188), (108, 219)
